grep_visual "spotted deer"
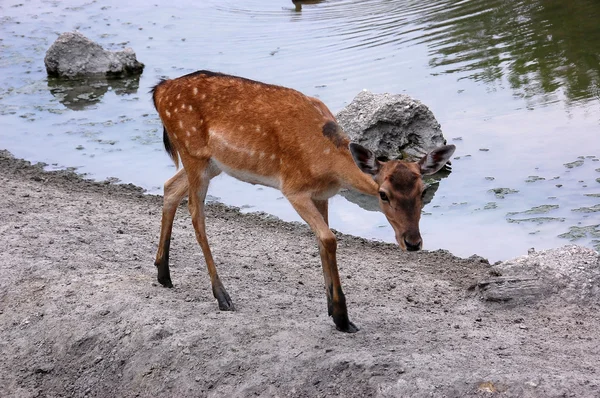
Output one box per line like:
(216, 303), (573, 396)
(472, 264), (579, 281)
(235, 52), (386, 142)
(151, 71), (455, 332)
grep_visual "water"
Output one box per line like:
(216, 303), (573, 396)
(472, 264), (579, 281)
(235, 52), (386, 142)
(1, 0), (599, 262)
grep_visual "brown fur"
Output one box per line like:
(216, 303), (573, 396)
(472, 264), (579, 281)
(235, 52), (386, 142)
(151, 70), (455, 332)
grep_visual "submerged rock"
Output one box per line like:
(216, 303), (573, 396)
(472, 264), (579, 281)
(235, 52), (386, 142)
(507, 204), (560, 216)
(488, 188), (519, 199)
(336, 90), (447, 161)
(44, 31), (144, 78)
(564, 159), (584, 169)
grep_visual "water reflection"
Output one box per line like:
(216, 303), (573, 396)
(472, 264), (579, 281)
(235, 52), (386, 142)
(281, 0), (600, 106)
(291, 0), (325, 12)
(47, 76), (140, 111)
(172, 0), (600, 107)
(340, 168), (451, 212)
(414, 0), (600, 105)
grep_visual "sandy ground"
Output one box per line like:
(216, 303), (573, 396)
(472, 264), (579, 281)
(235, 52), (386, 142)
(1, 150), (599, 398)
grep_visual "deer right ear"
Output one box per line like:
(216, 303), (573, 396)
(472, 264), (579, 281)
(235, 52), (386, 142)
(418, 144), (456, 176)
(349, 143), (380, 176)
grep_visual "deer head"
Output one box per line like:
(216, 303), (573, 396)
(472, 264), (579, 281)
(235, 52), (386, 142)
(350, 143), (456, 251)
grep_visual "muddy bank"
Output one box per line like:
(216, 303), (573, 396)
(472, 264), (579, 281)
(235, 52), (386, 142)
(0, 150), (599, 398)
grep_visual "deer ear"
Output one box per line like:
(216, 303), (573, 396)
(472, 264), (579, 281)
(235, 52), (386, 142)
(418, 145), (456, 175)
(349, 143), (380, 176)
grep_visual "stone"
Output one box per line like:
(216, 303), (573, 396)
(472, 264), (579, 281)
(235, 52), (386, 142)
(336, 90), (452, 210)
(473, 245), (600, 304)
(44, 31), (144, 78)
(336, 90), (447, 161)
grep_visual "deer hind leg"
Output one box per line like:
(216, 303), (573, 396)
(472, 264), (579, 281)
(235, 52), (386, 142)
(155, 168), (189, 288)
(186, 160), (234, 311)
(313, 199), (333, 317)
(288, 194), (358, 333)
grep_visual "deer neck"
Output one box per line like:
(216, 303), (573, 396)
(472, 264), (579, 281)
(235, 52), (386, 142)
(338, 152), (379, 197)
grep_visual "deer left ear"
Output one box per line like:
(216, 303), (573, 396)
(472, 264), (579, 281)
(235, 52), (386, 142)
(349, 143), (380, 176)
(418, 145), (456, 175)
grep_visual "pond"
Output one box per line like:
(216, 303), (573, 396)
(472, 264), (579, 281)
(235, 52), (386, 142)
(1, 0), (599, 262)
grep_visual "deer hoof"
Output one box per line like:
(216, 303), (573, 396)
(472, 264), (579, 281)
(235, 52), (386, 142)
(158, 276), (173, 288)
(333, 313), (359, 333)
(214, 286), (235, 311)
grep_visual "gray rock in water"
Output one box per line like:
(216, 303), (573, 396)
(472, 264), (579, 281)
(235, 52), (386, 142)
(336, 90), (451, 210)
(336, 90), (447, 161)
(44, 31), (144, 78)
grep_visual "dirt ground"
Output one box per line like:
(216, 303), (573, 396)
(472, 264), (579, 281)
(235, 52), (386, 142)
(1, 150), (599, 398)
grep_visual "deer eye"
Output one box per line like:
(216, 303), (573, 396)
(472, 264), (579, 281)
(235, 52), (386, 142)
(379, 191), (389, 202)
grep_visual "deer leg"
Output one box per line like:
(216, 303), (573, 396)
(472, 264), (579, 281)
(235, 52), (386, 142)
(313, 199), (334, 317)
(288, 194), (358, 333)
(155, 168), (189, 288)
(187, 163), (234, 311)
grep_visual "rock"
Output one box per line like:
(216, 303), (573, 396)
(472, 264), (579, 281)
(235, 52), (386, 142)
(472, 245), (600, 304)
(336, 90), (451, 210)
(33, 363), (54, 374)
(336, 90), (447, 161)
(471, 276), (549, 303)
(44, 31), (144, 78)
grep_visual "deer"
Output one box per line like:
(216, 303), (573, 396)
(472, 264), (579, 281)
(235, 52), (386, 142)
(151, 70), (455, 333)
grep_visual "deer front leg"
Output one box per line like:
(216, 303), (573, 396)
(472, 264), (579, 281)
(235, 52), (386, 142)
(187, 164), (234, 311)
(288, 195), (358, 333)
(155, 168), (189, 288)
(313, 199), (334, 317)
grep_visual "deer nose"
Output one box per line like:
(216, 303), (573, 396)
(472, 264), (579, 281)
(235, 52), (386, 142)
(404, 238), (422, 252)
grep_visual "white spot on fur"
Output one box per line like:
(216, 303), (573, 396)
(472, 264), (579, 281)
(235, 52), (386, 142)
(201, 94), (206, 100)
(174, 108), (178, 113)
(185, 140), (189, 148)
(323, 148), (331, 154)
(186, 131), (191, 137)
(181, 103), (186, 110)
(259, 152), (265, 159)
(193, 87), (198, 95)
(270, 154), (276, 160)
(165, 110), (171, 118)
(192, 147), (212, 158)
(192, 126), (197, 132)
(255, 126), (261, 133)
(178, 120), (183, 128)
(177, 93), (181, 99)
(188, 105), (193, 111)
